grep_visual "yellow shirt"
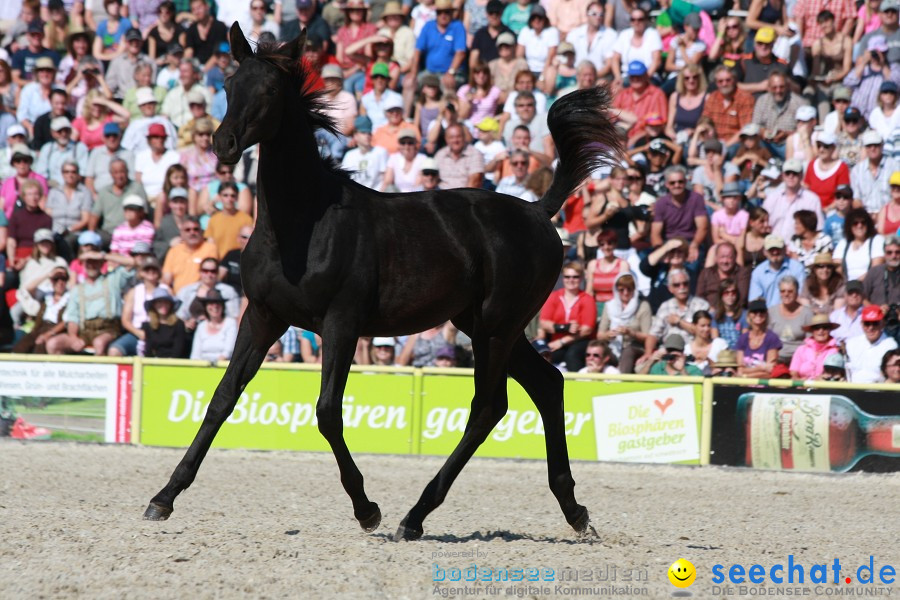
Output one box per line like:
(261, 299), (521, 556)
(205, 210), (253, 258)
(162, 240), (218, 293)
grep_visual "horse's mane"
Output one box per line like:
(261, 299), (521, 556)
(252, 42), (349, 177)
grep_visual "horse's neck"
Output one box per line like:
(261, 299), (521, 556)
(255, 101), (331, 282)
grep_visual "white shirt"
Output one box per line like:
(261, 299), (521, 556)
(868, 106), (900, 139)
(502, 90), (548, 116)
(135, 148), (181, 198)
(385, 152), (426, 192)
(567, 24), (617, 71)
(611, 27), (663, 73)
(122, 116), (178, 152)
(473, 139), (506, 183)
(517, 26), (560, 74)
(341, 146), (388, 190)
(846, 332), (898, 383)
(833, 235), (885, 281)
(822, 110), (840, 136)
(360, 90), (403, 131)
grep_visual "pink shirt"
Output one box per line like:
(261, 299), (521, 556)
(711, 208), (749, 237)
(110, 219), (155, 255)
(0, 173), (49, 219)
(72, 116), (115, 150)
(788, 336), (838, 379)
(857, 4), (881, 35)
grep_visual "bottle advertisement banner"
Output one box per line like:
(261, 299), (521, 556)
(141, 366), (703, 464)
(712, 385), (900, 472)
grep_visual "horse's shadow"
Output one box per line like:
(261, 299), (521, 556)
(371, 529), (603, 545)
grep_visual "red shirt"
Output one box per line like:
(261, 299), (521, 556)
(612, 84), (667, 144)
(540, 289), (597, 341)
(563, 193), (586, 233)
(803, 159), (850, 211)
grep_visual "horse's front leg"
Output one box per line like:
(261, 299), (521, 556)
(143, 304), (287, 520)
(316, 313), (381, 532)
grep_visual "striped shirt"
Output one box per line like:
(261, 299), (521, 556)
(110, 220), (155, 255)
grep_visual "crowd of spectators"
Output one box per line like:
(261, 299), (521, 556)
(4, 0), (900, 383)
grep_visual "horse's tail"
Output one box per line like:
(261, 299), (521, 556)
(539, 86), (623, 219)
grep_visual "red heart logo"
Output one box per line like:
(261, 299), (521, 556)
(654, 398), (674, 415)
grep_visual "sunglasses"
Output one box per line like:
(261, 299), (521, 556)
(50, 276), (67, 282)
(783, 171), (801, 176)
(886, 249), (900, 255)
(726, 24), (740, 29)
(722, 289), (738, 295)
(511, 161), (528, 166)
(585, 352), (603, 358)
(863, 321), (883, 327)
(811, 324), (831, 331)
(587, 11), (602, 17)
(563, 275), (581, 279)
(182, 227), (201, 233)
(515, 103), (535, 109)
(627, 175), (643, 181)
(200, 268), (217, 273)
(667, 180), (686, 186)
(399, 139), (416, 145)
(671, 281), (689, 288)
(217, 169), (233, 175)
(630, 16), (646, 22)
(62, 169), (78, 174)
(615, 286), (632, 292)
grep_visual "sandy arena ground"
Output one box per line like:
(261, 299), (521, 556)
(1, 440), (899, 599)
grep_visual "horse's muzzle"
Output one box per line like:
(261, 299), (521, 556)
(213, 129), (242, 165)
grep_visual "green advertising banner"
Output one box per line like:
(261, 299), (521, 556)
(141, 365), (416, 454)
(419, 376), (703, 464)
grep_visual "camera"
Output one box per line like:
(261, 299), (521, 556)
(553, 324), (569, 333)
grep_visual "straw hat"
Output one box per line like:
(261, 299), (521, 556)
(715, 350), (739, 368)
(812, 252), (834, 266)
(802, 313), (839, 333)
(381, 1), (404, 17)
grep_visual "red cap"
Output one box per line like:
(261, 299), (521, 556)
(862, 305), (885, 322)
(645, 113), (665, 126)
(147, 123), (167, 138)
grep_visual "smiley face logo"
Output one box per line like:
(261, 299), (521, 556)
(668, 558), (696, 588)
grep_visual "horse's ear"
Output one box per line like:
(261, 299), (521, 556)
(281, 28), (307, 62)
(230, 22), (253, 63)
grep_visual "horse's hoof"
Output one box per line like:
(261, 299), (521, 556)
(357, 503), (382, 533)
(571, 506), (590, 534)
(393, 519), (423, 541)
(143, 502), (173, 521)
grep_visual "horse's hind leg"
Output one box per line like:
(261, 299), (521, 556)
(507, 334), (589, 533)
(143, 304), (287, 520)
(395, 331), (514, 541)
(316, 315), (381, 532)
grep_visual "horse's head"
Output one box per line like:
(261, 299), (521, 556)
(214, 23), (307, 164)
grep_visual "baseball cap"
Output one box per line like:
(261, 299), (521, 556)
(354, 115), (373, 134)
(125, 28), (143, 42)
(103, 122), (121, 136)
(645, 113), (665, 126)
(863, 305), (885, 322)
(627, 61), (648, 76)
(169, 186), (189, 200)
(398, 127), (417, 141)
(846, 280), (864, 294)
(747, 299), (769, 313)
(497, 32), (516, 46)
(721, 182), (743, 198)
(890, 171), (900, 186)
(136, 87), (157, 106)
(869, 35), (890, 53)
(166, 43), (184, 56)
(844, 107), (863, 121)
(435, 345), (456, 359)
(33, 228), (54, 244)
(476, 117), (499, 133)
(740, 123), (761, 137)
(216, 41), (230, 55)
(123, 195), (147, 210)
(531, 339), (551, 355)
(383, 95), (403, 112)
(370, 62), (390, 78)
(755, 27), (776, 44)
(817, 131), (837, 146)
(558, 41), (575, 55)
(863, 130), (884, 145)
(683, 12), (702, 29)
(77, 230), (102, 247)
(50, 116), (72, 131)
(649, 138), (669, 154)
(782, 159), (804, 174)
(27, 21), (45, 34)
(321, 64), (343, 80)
(147, 123), (167, 137)
(186, 90), (206, 105)
(486, 0), (504, 12)
(421, 157), (439, 174)
(882, 0), (899, 11)
(764, 234), (785, 250)
(6, 124), (26, 138)
(529, 5), (548, 20)
(34, 56), (55, 70)
(663, 334), (685, 352)
(10, 144), (33, 163)
(716, 350), (739, 368)
(832, 86), (852, 101)
(703, 139), (724, 153)
(795, 105), (817, 121)
(835, 183), (853, 198)
(131, 241), (152, 255)
(823, 353), (845, 369)
(881, 81), (899, 94)
(760, 165), (781, 179)
(372, 337), (395, 347)
(296, 0), (313, 8)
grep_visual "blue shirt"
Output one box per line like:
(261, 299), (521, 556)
(211, 88), (227, 122)
(713, 311), (748, 350)
(748, 258), (807, 307)
(416, 20), (467, 73)
(824, 211), (845, 244)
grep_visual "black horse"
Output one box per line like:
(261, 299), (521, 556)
(143, 23), (621, 540)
